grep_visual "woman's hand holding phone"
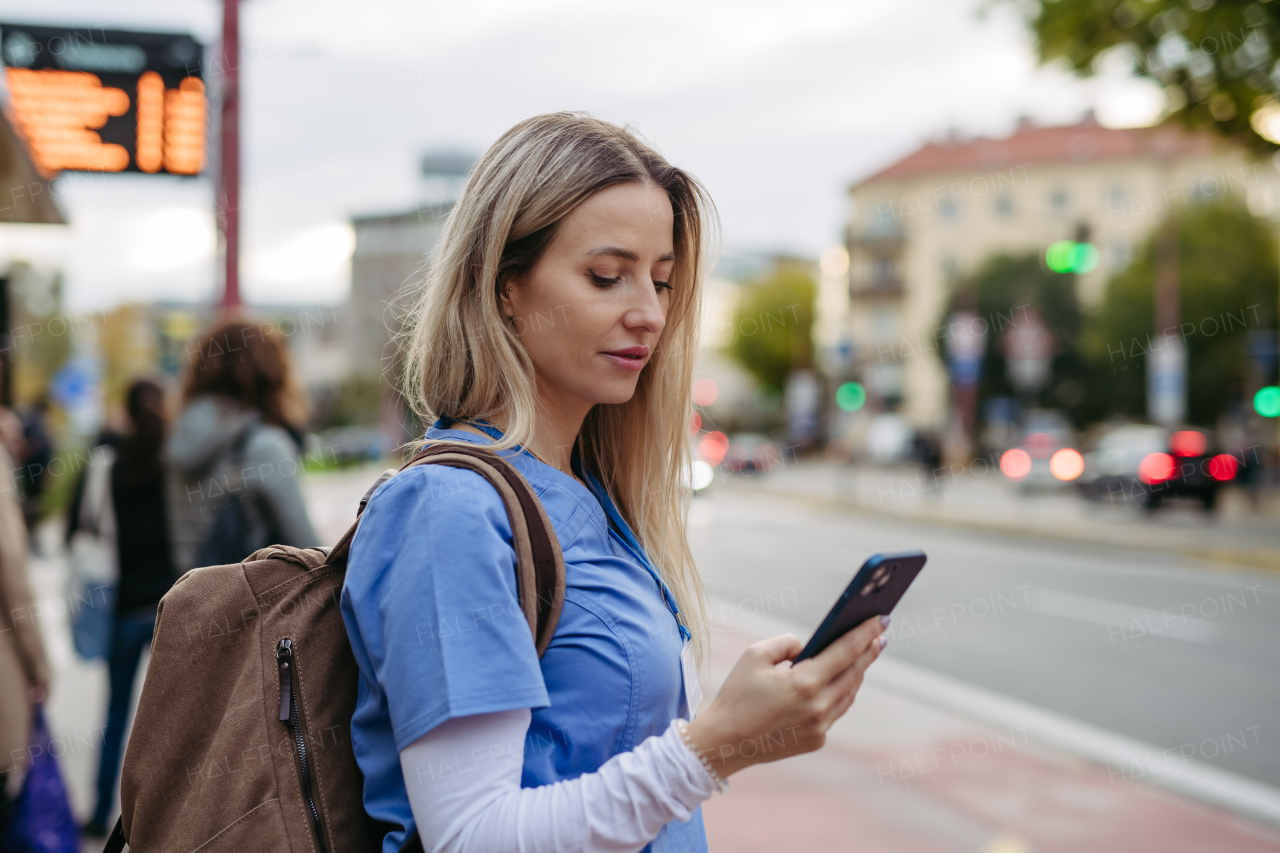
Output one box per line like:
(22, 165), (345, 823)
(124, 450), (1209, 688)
(684, 615), (887, 778)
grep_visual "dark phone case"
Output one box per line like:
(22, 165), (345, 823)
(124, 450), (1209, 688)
(795, 550), (927, 662)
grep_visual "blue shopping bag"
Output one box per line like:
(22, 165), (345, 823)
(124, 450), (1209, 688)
(69, 581), (115, 661)
(4, 706), (78, 853)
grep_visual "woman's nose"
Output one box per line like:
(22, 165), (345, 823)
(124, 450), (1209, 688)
(623, 280), (667, 335)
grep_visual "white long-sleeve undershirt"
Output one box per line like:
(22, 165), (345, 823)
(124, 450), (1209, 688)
(399, 709), (718, 853)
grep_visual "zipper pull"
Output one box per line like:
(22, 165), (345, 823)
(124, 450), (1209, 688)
(276, 638), (293, 722)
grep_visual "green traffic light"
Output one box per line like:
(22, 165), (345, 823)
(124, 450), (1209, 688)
(836, 382), (866, 412)
(1255, 386), (1280, 418)
(1046, 241), (1075, 273)
(1046, 241), (1098, 274)
(1070, 242), (1098, 273)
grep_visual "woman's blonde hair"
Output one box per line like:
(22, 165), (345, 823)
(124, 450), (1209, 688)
(401, 112), (715, 657)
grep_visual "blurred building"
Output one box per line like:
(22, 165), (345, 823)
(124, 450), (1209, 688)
(842, 114), (1280, 431)
(344, 151), (473, 447)
(344, 207), (449, 381)
(692, 274), (756, 431)
(120, 301), (346, 386)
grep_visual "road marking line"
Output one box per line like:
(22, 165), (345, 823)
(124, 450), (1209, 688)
(1024, 588), (1219, 644)
(708, 596), (1280, 830)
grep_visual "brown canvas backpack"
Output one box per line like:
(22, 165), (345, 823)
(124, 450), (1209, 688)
(105, 444), (566, 853)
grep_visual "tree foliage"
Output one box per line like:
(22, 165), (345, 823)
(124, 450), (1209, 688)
(728, 262), (816, 389)
(1083, 199), (1278, 425)
(1018, 0), (1280, 149)
(941, 253), (1089, 423)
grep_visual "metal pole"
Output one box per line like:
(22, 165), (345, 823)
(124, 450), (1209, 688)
(217, 0), (241, 312)
(0, 277), (10, 406)
(1148, 209), (1186, 427)
(1153, 218), (1180, 342)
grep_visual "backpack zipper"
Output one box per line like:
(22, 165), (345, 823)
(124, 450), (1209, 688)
(276, 638), (329, 853)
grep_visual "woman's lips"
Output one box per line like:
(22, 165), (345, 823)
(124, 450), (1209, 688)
(602, 346), (649, 371)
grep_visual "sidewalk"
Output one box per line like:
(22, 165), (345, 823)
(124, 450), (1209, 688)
(699, 606), (1280, 853)
(721, 460), (1280, 572)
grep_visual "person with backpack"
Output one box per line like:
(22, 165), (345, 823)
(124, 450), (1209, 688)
(341, 113), (890, 853)
(164, 320), (318, 572)
(77, 379), (180, 837)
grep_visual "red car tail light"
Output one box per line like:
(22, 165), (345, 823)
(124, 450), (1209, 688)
(1138, 452), (1176, 484)
(1000, 448), (1032, 479)
(1208, 454), (1238, 481)
(1049, 448), (1084, 481)
(1170, 430), (1206, 457)
(1025, 432), (1056, 459)
(698, 431), (728, 466)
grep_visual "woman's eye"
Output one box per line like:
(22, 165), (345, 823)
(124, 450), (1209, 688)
(590, 271), (621, 287)
(654, 281), (672, 292)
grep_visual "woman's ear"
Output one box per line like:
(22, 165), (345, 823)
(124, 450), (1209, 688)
(498, 274), (521, 320)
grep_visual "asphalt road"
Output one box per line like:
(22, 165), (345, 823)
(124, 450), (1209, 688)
(688, 486), (1280, 789)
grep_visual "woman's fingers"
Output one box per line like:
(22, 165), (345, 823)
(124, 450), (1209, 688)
(751, 633), (804, 666)
(802, 615), (885, 682)
(819, 638), (883, 727)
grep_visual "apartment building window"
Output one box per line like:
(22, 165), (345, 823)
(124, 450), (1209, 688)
(938, 197), (960, 221)
(870, 199), (898, 231)
(871, 256), (898, 287)
(1109, 240), (1132, 270)
(1107, 185), (1126, 215)
(940, 253), (959, 283)
(1049, 188), (1070, 216)
(994, 193), (1013, 218)
(870, 307), (900, 342)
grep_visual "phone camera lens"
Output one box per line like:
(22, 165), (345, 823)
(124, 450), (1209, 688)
(860, 582), (875, 596)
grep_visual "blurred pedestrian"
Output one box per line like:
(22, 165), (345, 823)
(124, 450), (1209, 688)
(63, 424), (123, 664)
(82, 379), (177, 837)
(164, 321), (317, 574)
(14, 397), (52, 549)
(0, 402), (51, 840)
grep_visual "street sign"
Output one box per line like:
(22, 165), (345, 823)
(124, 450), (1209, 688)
(1002, 305), (1053, 392)
(1148, 334), (1187, 427)
(0, 23), (205, 175)
(947, 310), (985, 385)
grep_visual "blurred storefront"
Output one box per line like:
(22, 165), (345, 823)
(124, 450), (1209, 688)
(0, 109), (65, 409)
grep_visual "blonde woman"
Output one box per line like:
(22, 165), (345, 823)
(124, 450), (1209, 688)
(341, 113), (887, 853)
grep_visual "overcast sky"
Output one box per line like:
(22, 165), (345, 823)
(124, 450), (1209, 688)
(0, 0), (1164, 310)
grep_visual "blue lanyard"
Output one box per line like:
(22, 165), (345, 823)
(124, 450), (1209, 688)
(578, 466), (691, 643)
(431, 418), (691, 643)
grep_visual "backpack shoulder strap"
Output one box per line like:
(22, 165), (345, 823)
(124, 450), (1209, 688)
(330, 444), (565, 656)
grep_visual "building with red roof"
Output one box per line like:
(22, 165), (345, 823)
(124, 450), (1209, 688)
(837, 114), (1275, 433)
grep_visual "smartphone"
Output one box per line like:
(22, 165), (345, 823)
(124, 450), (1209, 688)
(794, 550), (927, 662)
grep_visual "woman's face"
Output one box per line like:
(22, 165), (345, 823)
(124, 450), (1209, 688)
(501, 181), (675, 413)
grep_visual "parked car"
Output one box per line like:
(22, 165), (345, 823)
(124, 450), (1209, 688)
(722, 433), (780, 474)
(998, 411), (1079, 491)
(1078, 424), (1238, 511)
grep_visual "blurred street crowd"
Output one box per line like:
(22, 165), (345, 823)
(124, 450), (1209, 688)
(0, 319), (320, 846)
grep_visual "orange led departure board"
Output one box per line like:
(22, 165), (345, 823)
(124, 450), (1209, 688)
(0, 23), (205, 176)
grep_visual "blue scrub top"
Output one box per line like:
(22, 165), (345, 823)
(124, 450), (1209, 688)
(341, 425), (707, 853)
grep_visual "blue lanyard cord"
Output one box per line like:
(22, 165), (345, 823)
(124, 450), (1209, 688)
(430, 418), (691, 643)
(580, 467), (692, 643)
